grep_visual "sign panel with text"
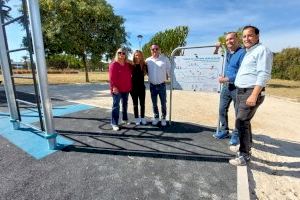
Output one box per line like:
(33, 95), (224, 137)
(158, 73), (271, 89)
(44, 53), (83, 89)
(173, 55), (224, 92)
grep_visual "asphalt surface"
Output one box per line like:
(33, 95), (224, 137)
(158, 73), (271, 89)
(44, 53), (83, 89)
(0, 89), (237, 200)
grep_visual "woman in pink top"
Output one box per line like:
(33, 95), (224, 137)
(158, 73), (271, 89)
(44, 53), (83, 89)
(109, 47), (132, 131)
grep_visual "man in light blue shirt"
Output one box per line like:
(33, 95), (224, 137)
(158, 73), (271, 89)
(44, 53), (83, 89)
(229, 25), (273, 166)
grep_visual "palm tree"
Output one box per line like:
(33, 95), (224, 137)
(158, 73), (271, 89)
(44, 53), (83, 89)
(22, 55), (29, 70)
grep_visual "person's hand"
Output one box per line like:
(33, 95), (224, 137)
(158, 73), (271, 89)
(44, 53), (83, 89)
(112, 87), (119, 94)
(246, 94), (258, 107)
(214, 42), (221, 54)
(218, 76), (228, 83)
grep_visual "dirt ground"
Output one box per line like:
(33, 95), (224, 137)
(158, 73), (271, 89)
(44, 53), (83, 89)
(42, 84), (300, 200)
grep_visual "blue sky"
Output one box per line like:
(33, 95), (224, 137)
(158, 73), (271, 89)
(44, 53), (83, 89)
(3, 0), (300, 62)
(106, 0), (300, 53)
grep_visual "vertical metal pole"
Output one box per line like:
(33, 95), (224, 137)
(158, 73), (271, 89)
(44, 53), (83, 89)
(0, 7), (20, 129)
(169, 47), (181, 125)
(26, 0), (57, 149)
(216, 49), (227, 134)
(168, 56), (174, 125)
(22, 0), (45, 131)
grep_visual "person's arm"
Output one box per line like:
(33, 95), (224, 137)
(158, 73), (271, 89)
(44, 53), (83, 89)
(109, 62), (119, 94)
(246, 85), (263, 106)
(247, 48), (272, 106)
(213, 42), (221, 54)
(255, 48), (273, 87)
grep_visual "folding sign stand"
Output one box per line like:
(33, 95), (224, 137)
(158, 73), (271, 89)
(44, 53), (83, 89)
(169, 45), (226, 133)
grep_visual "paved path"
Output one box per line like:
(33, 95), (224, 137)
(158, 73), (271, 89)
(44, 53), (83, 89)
(0, 86), (238, 200)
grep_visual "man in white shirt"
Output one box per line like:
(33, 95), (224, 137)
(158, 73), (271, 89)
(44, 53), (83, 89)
(146, 44), (171, 126)
(229, 25), (273, 166)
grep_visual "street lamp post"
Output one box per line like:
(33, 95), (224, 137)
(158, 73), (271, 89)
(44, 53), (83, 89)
(137, 34), (143, 50)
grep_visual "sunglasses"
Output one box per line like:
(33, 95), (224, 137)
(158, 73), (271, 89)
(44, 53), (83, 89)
(118, 52), (126, 55)
(151, 48), (159, 51)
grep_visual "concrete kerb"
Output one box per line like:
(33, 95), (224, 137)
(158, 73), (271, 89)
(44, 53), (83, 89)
(238, 166), (250, 200)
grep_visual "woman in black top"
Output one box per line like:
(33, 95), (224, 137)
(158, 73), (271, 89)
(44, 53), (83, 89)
(131, 50), (147, 125)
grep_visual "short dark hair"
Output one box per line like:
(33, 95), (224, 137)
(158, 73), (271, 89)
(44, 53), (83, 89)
(243, 25), (260, 35)
(226, 32), (238, 37)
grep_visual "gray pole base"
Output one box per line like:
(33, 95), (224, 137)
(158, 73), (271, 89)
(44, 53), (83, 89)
(10, 119), (20, 130)
(45, 133), (58, 150)
(47, 137), (57, 150)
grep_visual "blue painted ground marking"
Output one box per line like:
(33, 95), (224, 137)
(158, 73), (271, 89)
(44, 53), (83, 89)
(0, 103), (94, 159)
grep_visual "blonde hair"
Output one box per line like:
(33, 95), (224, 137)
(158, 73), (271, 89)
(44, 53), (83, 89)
(133, 50), (147, 74)
(114, 47), (128, 62)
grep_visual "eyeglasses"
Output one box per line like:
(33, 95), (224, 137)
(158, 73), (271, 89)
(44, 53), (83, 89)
(151, 48), (158, 51)
(118, 52), (126, 55)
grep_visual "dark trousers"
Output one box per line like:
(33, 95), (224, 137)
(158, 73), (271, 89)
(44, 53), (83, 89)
(150, 83), (167, 119)
(236, 88), (265, 155)
(111, 92), (129, 125)
(130, 87), (146, 118)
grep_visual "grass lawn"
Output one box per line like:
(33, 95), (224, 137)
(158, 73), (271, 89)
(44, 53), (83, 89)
(266, 79), (300, 101)
(1, 72), (299, 101)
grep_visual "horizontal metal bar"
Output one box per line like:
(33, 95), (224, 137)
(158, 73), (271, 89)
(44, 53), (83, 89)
(1, 5), (12, 12)
(16, 99), (37, 106)
(18, 120), (45, 138)
(7, 47), (28, 53)
(21, 107), (40, 113)
(2, 16), (23, 26)
(11, 75), (33, 79)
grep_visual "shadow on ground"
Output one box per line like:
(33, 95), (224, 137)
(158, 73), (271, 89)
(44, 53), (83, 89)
(54, 108), (233, 163)
(248, 134), (300, 198)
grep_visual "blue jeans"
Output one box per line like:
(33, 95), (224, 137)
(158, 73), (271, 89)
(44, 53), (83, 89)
(219, 84), (238, 134)
(150, 83), (167, 119)
(111, 92), (129, 125)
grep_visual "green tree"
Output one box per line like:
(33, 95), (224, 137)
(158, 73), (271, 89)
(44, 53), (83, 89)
(142, 26), (189, 58)
(0, 0), (12, 21)
(272, 48), (300, 80)
(47, 54), (82, 70)
(40, 0), (128, 82)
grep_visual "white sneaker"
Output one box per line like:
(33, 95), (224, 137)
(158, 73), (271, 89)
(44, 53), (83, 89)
(135, 118), (140, 125)
(141, 118), (147, 125)
(161, 119), (167, 126)
(112, 125), (119, 131)
(152, 118), (159, 125)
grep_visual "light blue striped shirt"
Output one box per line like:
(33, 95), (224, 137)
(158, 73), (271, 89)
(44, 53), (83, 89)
(235, 43), (273, 88)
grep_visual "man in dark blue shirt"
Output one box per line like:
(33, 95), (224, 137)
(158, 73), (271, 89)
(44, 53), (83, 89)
(213, 32), (246, 145)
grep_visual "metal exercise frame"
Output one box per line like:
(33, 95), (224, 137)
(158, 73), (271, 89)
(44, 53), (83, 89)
(169, 45), (227, 132)
(0, 0), (57, 149)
